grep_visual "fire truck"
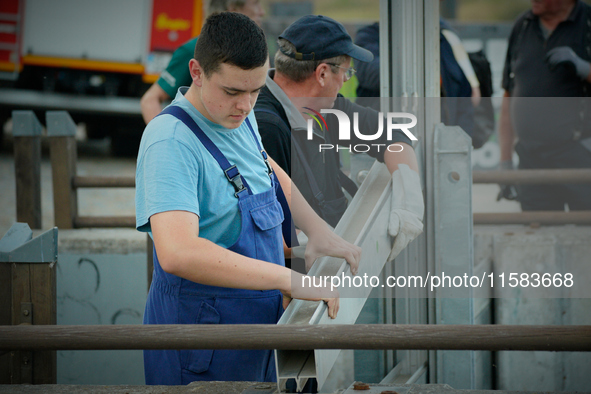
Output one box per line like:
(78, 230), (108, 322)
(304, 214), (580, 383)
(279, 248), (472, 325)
(0, 0), (203, 154)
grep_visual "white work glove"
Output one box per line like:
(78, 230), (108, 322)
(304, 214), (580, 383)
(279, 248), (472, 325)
(388, 164), (424, 261)
(546, 46), (591, 80)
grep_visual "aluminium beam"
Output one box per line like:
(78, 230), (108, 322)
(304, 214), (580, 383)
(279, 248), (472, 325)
(276, 161), (394, 392)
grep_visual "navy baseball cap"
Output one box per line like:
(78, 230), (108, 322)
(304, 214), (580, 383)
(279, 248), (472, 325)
(279, 15), (374, 62)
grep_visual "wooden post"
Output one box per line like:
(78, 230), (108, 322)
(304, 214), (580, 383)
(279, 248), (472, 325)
(46, 111), (78, 229)
(12, 111), (43, 230)
(0, 223), (58, 384)
(0, 249), (12, 384)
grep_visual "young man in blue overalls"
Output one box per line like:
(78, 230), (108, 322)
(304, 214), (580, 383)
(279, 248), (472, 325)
(135, 12), (361, 385)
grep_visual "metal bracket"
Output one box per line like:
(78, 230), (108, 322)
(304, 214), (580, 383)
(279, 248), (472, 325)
(20, 303), (32, 325)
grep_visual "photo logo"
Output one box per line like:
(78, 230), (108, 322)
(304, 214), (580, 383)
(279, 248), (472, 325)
(305, 108), (417, 153)
(303, 107), (328, 134)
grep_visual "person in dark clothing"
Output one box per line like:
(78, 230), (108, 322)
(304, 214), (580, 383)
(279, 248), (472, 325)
(254, 15), (424, 272)
(498, 0), (591, 210)
(354, 20), (475, 137)
(354, 22), (381, 100)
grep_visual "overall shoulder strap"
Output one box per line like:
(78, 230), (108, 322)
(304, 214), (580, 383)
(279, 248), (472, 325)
(244, 117), (274, 176)
(248, 113), (299, 248)
(158, 106), (251, 197)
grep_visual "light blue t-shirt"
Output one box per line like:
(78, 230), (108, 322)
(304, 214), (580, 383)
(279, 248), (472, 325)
(135, 87), (272, 248)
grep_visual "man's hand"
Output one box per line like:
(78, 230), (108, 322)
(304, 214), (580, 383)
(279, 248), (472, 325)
(302, 224), (361, 274)
(496, 160), (518, 201)
(388, 164), (424, 261)
(546, 46), (591, 80)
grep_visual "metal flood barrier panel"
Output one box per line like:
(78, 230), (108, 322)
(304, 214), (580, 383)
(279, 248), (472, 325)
(276, 160), (394, 392)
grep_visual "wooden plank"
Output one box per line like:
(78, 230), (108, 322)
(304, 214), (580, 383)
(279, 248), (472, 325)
(0, 325), (589, 352)
(0, 264), (11, 326)
(474, 211), (591, 225)
(10, 263), (30, 384)
(30, 264), (56, 326)
(11, 264), (30, 325)
(473, 169), (591, 185)
(74, 216), (135, 228)
(0, 263), (12, 384)
(14, 137), (42, 229)
(73, 176), (135, 188)
(49, 136), (77, 229)
(19, 350), (32, 384)
(30, 263), (56, 383)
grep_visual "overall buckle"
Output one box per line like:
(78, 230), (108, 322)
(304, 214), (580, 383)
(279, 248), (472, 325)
(224, 165), (247, 197)
(261, 150), (274, 175)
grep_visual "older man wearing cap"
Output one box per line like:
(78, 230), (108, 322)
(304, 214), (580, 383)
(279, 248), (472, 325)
(255, 15), (424, 272)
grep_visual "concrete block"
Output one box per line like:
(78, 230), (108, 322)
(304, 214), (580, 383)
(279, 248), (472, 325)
(55, 229), (148, 385)
(476, 225), (591, 391)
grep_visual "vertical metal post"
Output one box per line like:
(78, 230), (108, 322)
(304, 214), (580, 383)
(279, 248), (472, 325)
(383, 0), (477, 388)
(12, 111), (43, 230)
(423, 1), (442, 386)
(0, 223), (58, 384)
(381, 0), (439, 384)
(46, 111), (78, 229)
(433, 125), (475, 388)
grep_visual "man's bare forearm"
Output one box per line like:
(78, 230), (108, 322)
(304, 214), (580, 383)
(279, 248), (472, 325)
(384, 142), (419, 174)
(151, 210), (293, 293)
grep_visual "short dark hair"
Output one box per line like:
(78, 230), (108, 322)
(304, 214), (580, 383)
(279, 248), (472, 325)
(194, 12), (268, 77)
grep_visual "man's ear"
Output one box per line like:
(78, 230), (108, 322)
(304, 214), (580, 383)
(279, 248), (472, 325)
(315, 63), (330, 88)
(189, 59), (205, 87)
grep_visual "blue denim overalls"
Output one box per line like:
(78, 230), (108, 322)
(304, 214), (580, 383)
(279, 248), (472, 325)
(144, 106), (294, 385)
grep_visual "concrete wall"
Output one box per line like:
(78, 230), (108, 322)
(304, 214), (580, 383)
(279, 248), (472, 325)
(475, 225), (591, 392)
(55, 229), (148, 385)
(48, 225), (589, 389)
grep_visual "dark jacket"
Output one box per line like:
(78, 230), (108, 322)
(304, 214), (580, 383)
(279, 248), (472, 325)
(255, 85), (412, 226)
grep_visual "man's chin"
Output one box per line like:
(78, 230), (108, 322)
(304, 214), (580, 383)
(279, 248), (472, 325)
(225, 115), (246, 129)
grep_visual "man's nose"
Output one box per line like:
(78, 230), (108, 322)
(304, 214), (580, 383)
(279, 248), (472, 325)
(236, 94), (252, 112)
